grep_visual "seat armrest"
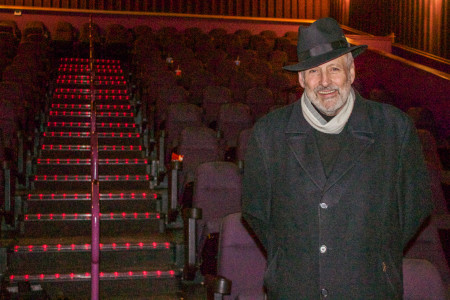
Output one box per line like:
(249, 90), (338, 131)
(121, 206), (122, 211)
(182, 207), (202, 280)
(213, 276), (232, 299)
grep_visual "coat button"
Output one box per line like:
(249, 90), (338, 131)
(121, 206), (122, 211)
(320, 245), (327, 253)
(319, 202), (328, 209)
(321, 288), (328, 297)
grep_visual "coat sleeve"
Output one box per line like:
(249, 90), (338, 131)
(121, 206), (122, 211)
(397, 118), (433, 249)
(241, 125), (272, 251)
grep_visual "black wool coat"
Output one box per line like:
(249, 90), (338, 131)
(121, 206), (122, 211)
(242, 94), (432, 299)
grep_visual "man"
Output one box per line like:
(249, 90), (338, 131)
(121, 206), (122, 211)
(242, 17), (432, 299)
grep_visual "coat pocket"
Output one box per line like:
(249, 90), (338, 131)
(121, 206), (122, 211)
(381, 254), (402, 298)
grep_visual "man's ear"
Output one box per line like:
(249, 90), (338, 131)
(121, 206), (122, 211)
(349, 61), (356, 84)
(298, 72), (305, 88)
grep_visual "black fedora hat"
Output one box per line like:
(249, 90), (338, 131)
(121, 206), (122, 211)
(283, 17), (367, 72)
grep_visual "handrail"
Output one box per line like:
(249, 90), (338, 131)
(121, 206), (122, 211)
(89, 15), (100, 300)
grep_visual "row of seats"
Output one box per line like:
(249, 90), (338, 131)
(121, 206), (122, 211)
(0, 20), (53, 228)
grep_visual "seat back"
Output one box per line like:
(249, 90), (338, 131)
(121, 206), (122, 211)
(194, 162), (242, 236)
(229, 70), (258, 103)
(245, 87), (275, 120)
(267, 72), (296, 105)
(404, 221), (450, 285)
(54, 21), (76, 42)
(178, 126), (222, 184)
(202, 85), (233, 126)
(217, 212), (266, 299)
(217, 103), (253, 149)
(155, 86), (188, 130)
(165, 103), (204, 155)
(403, 258), (446, 300)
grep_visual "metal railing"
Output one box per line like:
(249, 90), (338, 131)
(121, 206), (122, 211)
(88, 16), (100, 300)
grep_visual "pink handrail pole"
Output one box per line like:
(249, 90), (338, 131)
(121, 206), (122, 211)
(89, 15), (100, 300)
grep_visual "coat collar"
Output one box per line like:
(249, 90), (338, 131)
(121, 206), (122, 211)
(285, 93), (375, 191)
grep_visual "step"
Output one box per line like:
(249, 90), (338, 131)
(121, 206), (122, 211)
(59, 64), (122, 70)
(47, 110), (134, 122)
(56, 78), (127, 87)
(60, 58), (122, 65)
(5, 269), (180, 299)
(50, 103), (133, 111)
(41, 131), (142, 145)
(52, 93), (131, 105)
(25, 191), (163, 213)
(57, 67), (124, 75)
(39, 144), (144, 158)
(54, 88), (128, 96)
(49, 111), (134, 118)
(57, 75), (126, 81)
(35, 158), (149, 175)
(45, 121), (137, 132)
(7, 234), (179, 274)
(21, 211), (164, 237)
(32, 174), (151, 190)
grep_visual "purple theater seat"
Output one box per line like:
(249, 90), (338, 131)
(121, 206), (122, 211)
(216, 212), (266, 299)
(141, 70), (178, 106)
(184, 70), (219, 105)
(217, 103), (254, 148)
(0, 97), (19, 158)
(0, 129), (5, 207)
(0, 81), (29, 133)
(202, 86), (233, 127)
(267, 71), (296, 105)
(404, 221), (450, 286)
(165, 103), (204, 159)
(177, 126), (223, 184)
(194, 161), (242, 246)
(403, 258), (447, 300)
(245, 87), (275, 120)
(155, 86), (188, 130)
(229, 70), (258, 103)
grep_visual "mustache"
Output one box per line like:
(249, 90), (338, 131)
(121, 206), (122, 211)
(314, 85), (339, 93)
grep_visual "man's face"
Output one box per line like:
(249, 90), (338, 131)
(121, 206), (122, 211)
(299, 54), (355, 116)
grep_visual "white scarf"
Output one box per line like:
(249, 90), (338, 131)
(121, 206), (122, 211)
(301, 89), (355, 134)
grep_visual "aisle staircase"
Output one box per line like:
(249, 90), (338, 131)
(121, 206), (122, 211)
(1, 57), (190, 299)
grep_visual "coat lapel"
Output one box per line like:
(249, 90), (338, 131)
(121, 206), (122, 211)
(286, 102), (327, 190)
(285, 95), (374, 192)
(324, 95), (375, 191)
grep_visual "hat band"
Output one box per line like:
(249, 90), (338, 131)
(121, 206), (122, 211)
(298, 39), (349, 62)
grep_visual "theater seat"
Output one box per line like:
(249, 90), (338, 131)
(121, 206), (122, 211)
(403, 258), (447, 300)
(165, 103), (204, 157)
(217, 102), (253, 148)
(214, 212), (266, 299)
(191, 162), (242, 276)
(177, 126), (223, 185)
(202, 86), (233, 128)
(404, 220), (450, 286)
(245, 87), (275, 120)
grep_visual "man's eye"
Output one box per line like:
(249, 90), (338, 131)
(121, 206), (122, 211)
(331, 67), (340, 72)
(309, 69), (317, 73)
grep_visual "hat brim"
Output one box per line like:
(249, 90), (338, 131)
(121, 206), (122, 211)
(282, 44), (367, 72)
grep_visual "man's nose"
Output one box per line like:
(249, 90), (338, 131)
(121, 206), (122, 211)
(321, 72), (330, 87)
